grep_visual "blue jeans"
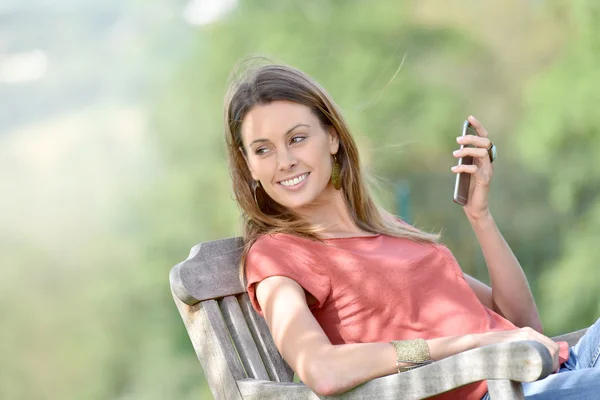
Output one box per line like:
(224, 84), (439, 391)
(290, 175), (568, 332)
(481, 318), (600, 400)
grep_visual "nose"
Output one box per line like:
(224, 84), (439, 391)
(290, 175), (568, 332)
(276, 148), (297, 171)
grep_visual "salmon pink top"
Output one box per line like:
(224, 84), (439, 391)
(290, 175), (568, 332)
(245, 232), (568, 400)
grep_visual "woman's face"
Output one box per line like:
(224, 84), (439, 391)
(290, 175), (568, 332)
(240, 100), (340, 211)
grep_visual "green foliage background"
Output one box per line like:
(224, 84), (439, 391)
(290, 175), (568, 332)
(1, 0), (599, 398)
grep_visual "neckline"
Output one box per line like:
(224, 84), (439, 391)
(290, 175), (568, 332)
(322, 233), (382, 240)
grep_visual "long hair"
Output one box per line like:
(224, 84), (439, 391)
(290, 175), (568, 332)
(223, 61), (439, 284)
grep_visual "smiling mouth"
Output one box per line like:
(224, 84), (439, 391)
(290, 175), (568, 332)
(278, 172), (310, 187)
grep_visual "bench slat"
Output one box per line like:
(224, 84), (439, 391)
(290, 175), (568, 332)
(239, 293), (295, 382)
(171, 293), (243, 400)
(203, 299), (247, 381)
(221, 296), (270, 380)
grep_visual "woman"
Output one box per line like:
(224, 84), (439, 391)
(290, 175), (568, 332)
(223, 63), (600, 400)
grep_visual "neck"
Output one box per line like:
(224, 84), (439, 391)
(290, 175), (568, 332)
(293, 187), (363, 236)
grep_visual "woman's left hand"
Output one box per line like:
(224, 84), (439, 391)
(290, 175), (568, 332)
(451, 116), (494, 221)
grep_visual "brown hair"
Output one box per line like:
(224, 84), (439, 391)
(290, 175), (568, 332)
(224, 61), (439, 284)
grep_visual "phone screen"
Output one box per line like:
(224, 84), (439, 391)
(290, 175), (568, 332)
(453, 121), (476, 206)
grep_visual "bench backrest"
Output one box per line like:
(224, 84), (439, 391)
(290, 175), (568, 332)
(170, 237), (294, 400)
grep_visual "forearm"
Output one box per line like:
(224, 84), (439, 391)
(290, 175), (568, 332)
(311, 334), (478, 396)
(468, 213), (542, 331)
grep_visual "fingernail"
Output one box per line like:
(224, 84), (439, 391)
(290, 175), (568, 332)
(456, 137), (463, 143)
(451, 166), (457, 171)
(469, 115), (477, 122)
(453, 150), (460, 156)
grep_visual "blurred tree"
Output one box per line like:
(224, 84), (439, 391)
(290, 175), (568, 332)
(514, 0), (600, 334)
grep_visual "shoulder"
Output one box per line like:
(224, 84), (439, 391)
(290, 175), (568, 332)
(246, 233), (328, 270)
(251, 232), (308, 247)
(249, 233), (315, 256)
(245, 233), (332, 315)
(431, 242), (464, 277)
(433, 242), (458, 262)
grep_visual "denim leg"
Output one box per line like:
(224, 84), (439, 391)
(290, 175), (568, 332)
(482, 369), (600, 400)
(521, 368), (600, 399)
(482, 319), (600, 399)
(561, 318), (600, 371)
(520, 318), (600, 399)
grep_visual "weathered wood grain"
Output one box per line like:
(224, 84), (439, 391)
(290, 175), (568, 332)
(171, 237), (245, 305)
(202, 299), (247, 381)
(220, 296), (270, 381)
(239, 293), (294, 382)
(237, 379), (318, 400)
(171, 292), (243, 400)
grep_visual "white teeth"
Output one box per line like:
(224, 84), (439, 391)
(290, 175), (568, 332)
(280, 173), (308, 187)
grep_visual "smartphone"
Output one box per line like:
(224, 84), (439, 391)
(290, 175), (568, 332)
(453, 120), (476, 206)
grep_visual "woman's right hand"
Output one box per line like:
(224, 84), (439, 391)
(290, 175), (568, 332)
(474, 327), (560, 371)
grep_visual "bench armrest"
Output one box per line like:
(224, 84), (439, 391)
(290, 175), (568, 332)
(237, 340), (554, 400)
(552, 328), (587, 347)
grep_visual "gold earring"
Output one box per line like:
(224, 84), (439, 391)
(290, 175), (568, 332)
(331, 155), (342, 190)
(253, 180), (267, 211)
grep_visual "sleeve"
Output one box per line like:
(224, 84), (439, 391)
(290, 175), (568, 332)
(558, 341), (570, 365)
(245, 234), (331, 317)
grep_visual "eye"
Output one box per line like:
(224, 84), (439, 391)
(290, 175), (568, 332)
(290, 135), (307, 144)
(255, 147), (269, 155)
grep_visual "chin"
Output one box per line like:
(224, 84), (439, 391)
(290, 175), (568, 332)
(277, 199), (311, 211)
(274, 193), (318, 212)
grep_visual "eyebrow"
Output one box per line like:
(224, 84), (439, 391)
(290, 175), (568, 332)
(248, 123), (310, 147)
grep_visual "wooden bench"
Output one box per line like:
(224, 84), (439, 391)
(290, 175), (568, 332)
(170, 237), (587, 400)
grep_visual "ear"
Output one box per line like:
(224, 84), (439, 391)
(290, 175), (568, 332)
(328, 126), (340, 155)
(239, 147), (259, 181)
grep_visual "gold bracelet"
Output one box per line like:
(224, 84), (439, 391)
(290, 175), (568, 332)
(389, 339), (433, 373)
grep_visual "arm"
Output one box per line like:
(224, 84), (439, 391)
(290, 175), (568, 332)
(467, 213), (543, 332)
(452, 116), (542, 332)
(256, 276), (482, 396)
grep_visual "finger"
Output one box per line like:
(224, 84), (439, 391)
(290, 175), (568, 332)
(532, 330), (558, 351)
(467, 115), (489, 138)
(519, 328), (557, 354)
(453, 148), (489, 160)
(451, 164), (478, 174)
(457, 134), (491, 149)
(540, 335), (560, 356)
(527, 330), (560, 365)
